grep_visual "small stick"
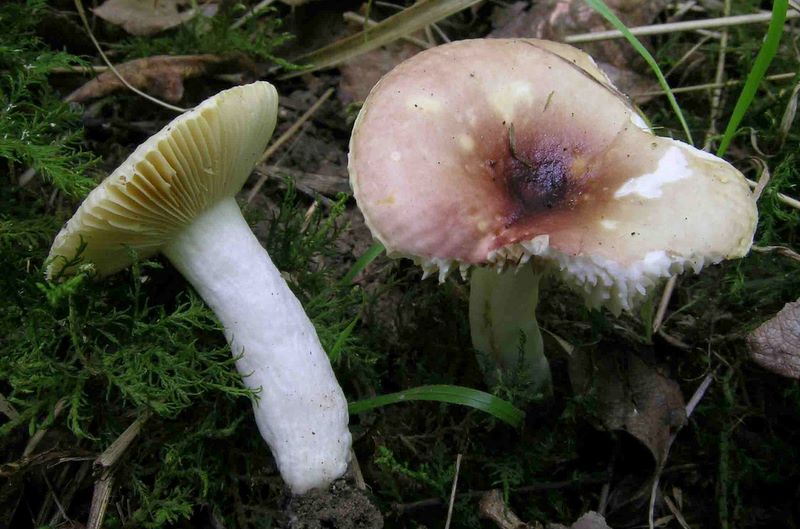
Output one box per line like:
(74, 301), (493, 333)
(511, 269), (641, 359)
(653, 275), (677, 333)
(349, 449), (367, 491)
(86, 471), (114, 529)
(751, 245), (800, 262)
(230, 0), (276, 29)
(444, 453), (462, 529)
(86, 411), (150, 529)
(745, 178), (800, 210)
(246, 88), (335, 204)
(96, 410), (151, 468)
(565, 11), (800, 44)
(24, 398), (67, 457)
(702, 0), (731, 152)
(633, 72), (795, 98)
(750, 158), (771, 202)
(300, 201), (319, 233)
(394, 473), (609, 514)
(73, 0), (188, 113)
(343, 12), (431, 48)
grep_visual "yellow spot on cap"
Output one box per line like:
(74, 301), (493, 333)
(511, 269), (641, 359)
(458, 134), (475, 151)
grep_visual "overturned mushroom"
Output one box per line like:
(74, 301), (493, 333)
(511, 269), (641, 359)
(348, 39), (757, 386)
(47, 82), (351, 494)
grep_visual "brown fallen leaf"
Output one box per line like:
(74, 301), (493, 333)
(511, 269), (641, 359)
(747, 299), (800, 379)
(338, 41), (422, 104)
(66, 55), (228, 104)
(489, 0), (667, 98)
(93, 0), (205, 36)
(568, 348), (686, 468)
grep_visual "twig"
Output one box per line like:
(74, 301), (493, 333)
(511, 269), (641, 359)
(745, 177), (800, 210)
(230, 0), (276, 29)
(653, 275), (677, 333)
(565, 11), (800, 43)
(349, 449), (367, 491)
(96, 410), (151, 468)
(685, 373), (714, 418)
(751, 245), (800, 262)
(246, 88), (335, 204)
(24, 397), (67, 457)
(86, 471), (114, 529)
(73, 0), (188, 113)
(632, 72), (795, 98)
(664, 494), (692, 529)
(343, 12), (432, 48)
(702, 0), (731, 152)
(86, 411), (150, 529)
(444, 453), (462, 529)
(394, 473), (610, 514)
(598, 439), (620, 516)
(42, 472), (71, 525)
(750, 158), (771, 202)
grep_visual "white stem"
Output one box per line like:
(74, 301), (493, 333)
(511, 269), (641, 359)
(163, 197), (351, 494)
(469, 264), (551, 393)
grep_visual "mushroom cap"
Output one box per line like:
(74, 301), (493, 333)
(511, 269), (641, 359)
(47, 81), (278, 278)
(349, 39), (758, 312)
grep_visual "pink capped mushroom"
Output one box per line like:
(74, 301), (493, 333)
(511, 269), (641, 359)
(348, 39), (758, 388)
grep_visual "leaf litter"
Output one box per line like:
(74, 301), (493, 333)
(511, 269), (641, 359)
(92, 0), (215, 36)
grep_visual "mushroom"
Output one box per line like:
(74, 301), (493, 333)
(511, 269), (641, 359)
(46, 82), (351, 494)
(348, 39), (757, 387)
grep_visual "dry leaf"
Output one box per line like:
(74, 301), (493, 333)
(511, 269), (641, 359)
(66, 55), (227, 104)
(569, 348), (686, 467)
(489, 0), (667, 97)
(748, 299), (800, 379)
(338, 42), (421, 104)
(93, 0), (206, 36)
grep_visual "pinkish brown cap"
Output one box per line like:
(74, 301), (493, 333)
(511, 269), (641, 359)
(349, 39), (757, 313)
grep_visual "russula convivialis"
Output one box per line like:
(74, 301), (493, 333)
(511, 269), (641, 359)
(47, 82), (351, 494)
(348, 39), (758, 386)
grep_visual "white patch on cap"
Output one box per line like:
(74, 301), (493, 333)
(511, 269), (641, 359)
(458, 134), (475, 152)
(390, 151), (402, 162)
(490, 81), (533, 123)
(614, 146), (690, 199)
(407, 96), (442, 113)
(629, 112), (650, 131)
(600, 219), (619, 230)
(673, 139), (724, 162)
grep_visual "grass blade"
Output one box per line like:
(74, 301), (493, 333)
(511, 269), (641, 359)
(348, 384), (525, 428)
(281, 0), (482, 79)
(716, 0), (789, 157)
(584, 0), (694, 145)
(341, 242), (384, 285)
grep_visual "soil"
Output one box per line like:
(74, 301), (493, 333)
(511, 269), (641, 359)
(283, 480), (384, 529)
